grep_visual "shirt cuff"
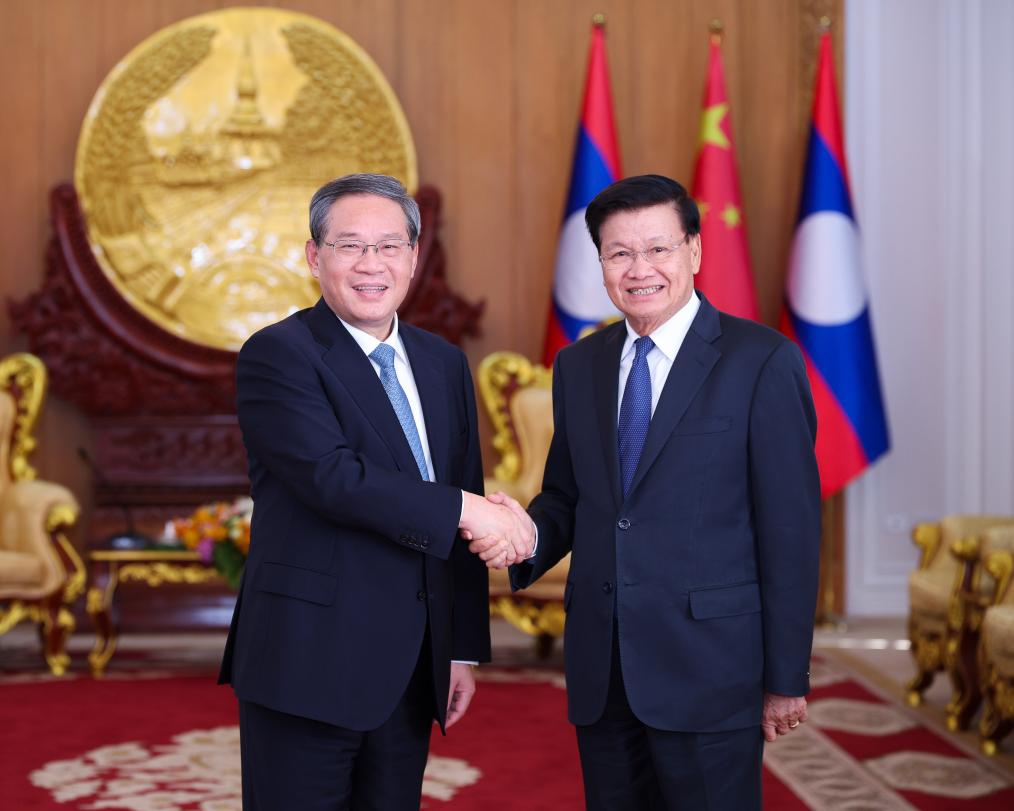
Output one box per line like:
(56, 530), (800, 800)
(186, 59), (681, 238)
(451, 660), (478, 666)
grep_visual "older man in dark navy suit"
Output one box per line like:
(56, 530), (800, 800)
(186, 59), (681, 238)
(476, 175), (820, 810)
(220, 174), (533, 810)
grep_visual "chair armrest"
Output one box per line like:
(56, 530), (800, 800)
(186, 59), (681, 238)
(912, 522), (941, 570)
(949, 535), (987, 607)
(0, 480), (80, 601)
(984, 550), (1014, 607)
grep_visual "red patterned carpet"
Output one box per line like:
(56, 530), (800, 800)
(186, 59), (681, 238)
(1, 654), (1012, 809)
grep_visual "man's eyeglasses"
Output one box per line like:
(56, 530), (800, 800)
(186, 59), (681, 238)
(600, 236), (689, 271)
(324, 239), (411, 261)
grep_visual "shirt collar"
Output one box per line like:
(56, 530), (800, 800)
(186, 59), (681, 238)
(621, 291), (701, 362)
(336, 314), (408, 364)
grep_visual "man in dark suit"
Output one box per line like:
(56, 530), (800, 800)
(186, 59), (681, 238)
(220, 174), (531, 810)
(479, 175), (821, 809)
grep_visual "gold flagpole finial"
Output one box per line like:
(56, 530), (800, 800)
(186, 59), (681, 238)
(592, 13), (606, 27)
(709, 18), (724, 44)
(819, 16), (832, 32)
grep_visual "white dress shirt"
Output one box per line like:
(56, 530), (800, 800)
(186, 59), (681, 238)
(617, 292), (701, 421)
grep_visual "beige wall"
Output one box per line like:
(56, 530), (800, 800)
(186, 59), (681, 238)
(0, 0), (841, 526)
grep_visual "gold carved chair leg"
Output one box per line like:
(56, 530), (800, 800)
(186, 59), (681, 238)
(906, 522), (945, 706)
(978, 547), (1014, 755)
(944, 535), (987, 729)
(978, 636), (1013, 756)
(906, 613), (943, 705)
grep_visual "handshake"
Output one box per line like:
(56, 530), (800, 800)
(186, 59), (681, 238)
(459, 491), (536, 570)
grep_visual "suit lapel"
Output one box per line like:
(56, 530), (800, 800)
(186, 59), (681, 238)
(593, 322), (626, 511)
(400, 325), (451, 484)
(625, 295), (723, 499)
(307, 299), (422, 478)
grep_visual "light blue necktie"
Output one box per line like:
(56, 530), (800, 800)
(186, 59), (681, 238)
(369, 343), (430, 481)
(618, 336), (654, 498)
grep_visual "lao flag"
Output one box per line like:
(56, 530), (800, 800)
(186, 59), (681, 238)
(781, 31), (890, 497)
(542, 19), (622, 366)
(691, 33), (759, 320)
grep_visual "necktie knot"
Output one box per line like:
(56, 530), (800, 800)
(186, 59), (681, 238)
(634, 335), (654, 362)
(369, 342), (396, 370)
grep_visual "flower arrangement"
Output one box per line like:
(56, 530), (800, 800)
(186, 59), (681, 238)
(165, 497), (252, 589)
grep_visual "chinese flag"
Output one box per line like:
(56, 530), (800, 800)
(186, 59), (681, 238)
(690, 35), (759, 320)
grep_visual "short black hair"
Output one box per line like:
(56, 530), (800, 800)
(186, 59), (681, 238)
(584, 174), (700, 252)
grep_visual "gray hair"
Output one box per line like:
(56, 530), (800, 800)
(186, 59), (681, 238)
(308, 173), (421, 246)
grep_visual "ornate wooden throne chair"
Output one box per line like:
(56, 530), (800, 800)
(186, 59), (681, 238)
(978, 525), (1014, 754)
(907, 514), (1014, 720)
(478, 351), (569, 654)
(0, 354), (82, 674)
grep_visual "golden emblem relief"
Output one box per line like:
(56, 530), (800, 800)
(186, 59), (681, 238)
(75, 9), (417, 350)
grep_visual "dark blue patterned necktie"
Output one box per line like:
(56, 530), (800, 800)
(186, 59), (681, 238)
(618, 336), (654, 498)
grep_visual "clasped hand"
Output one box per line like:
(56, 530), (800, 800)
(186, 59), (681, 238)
(459, 491), (534, 569)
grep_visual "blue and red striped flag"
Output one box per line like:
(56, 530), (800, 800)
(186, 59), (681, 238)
(780, 31), (890, 497)
(542, 18), (622, 366)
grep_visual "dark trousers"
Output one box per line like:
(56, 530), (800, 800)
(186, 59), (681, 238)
(576, 630), (763, 811)
(239, 646), (435, 811)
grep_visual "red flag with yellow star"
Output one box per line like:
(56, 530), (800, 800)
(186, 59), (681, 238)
(690, 35), (759, 319)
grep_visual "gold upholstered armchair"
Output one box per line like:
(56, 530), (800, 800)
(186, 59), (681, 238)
(0, 354), (82, 675)
(478, 352), (568, 655)
(978, 525), (1014, 754)
(907, 515), (1014, 720)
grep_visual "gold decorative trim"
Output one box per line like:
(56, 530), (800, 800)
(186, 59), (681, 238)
(984, 551), (1013, 605)
(47, 503), (85, 604)
(912, 523), (941, 570)
(489, 596), (565, 638)
(0, 601), (35, 635)
(0, 600), (75, 675)
(87, 563), (120, 676)
(477, 352), (552, 483)
(0, 353), (47, 482)
(89, 549), (201, 562)
(118, 562), (221, 587)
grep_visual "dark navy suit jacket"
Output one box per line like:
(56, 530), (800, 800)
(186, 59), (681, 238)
(511, 293), (820, 732)
(219, 298), (490, 732)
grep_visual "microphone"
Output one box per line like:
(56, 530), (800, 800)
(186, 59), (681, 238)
(77, 446), (158, 550)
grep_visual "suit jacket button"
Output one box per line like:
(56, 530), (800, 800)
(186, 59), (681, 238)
(617, 518), (631, 530)
(417, 590), (427, 601)
(602, 581), (614, 593)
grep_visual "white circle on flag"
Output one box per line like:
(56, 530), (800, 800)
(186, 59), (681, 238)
(553, 209), (620, 322)
(787, 211), (867, 325)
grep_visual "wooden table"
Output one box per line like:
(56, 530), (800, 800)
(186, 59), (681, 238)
(86, 549), (223, 676)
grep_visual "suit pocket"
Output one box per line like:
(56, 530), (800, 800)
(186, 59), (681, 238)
(564, 581), (574, 612)
(256, 561), (337, 606)
(673, 416), (732, 435)
(688, 581), (760, 619)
